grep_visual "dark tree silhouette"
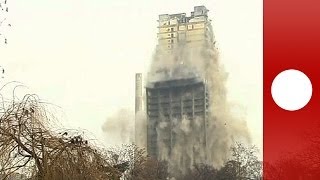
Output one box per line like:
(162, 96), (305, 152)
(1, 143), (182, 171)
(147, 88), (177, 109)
(179, 163), (218, 180)
(0, 88), (123, 179)
(177, 142), (262, 180)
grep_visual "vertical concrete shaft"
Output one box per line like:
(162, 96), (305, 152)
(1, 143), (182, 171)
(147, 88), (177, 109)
(135, 73), (143, 114)
(135, 73), (145, 148)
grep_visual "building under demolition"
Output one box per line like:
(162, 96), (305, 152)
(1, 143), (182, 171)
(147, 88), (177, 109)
(156, 5), (213, 52)
(146, 76), (209, 158)
(144, 6), (213, 164)
(134, 5), (251, 174)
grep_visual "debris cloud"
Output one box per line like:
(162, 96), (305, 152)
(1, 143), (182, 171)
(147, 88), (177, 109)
(147, 22), (251, 174)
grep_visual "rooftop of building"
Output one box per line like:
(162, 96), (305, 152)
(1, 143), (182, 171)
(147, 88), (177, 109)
(147, 76), (204, 89)
(158, 5), (209, 22)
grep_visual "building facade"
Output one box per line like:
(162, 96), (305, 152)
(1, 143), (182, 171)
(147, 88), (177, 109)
(146, 77), (209, 158)
(146, 6), (213, 164)
(157, 6), (213, 53)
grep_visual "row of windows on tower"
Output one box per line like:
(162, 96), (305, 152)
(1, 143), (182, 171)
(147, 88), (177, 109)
(167, 28), (175, 32)
(163, 24), (199, 33)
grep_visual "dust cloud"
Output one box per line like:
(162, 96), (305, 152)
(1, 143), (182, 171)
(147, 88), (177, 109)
(147, 21), (251, 174)
(101, 109), (134, 146)
(101, 14), (250, 176)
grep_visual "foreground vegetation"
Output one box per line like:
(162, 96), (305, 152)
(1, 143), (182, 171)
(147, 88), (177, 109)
(0, 87), (262, 179)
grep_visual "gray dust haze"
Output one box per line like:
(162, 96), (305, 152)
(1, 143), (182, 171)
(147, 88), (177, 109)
(102, 109), (134, 146)
(147, 25), (251, 174)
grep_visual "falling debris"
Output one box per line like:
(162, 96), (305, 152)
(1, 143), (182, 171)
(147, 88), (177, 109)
(144, 6), (251, 175)
(101, 5), (251, 176)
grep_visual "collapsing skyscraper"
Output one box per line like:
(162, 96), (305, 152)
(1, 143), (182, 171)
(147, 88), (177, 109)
(146, 6), (214, 173)
(137, 5), (250, 175)
(146, 77), (209, 156)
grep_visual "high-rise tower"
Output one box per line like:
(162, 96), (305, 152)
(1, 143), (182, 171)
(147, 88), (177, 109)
(157, 6), (213, 53)
(146, 6), (213, 172)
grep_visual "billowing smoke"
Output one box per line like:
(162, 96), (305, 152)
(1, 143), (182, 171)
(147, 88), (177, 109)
(101, 109), (134, 146)
(101, 108), (148, 149)
(156, 116), (207, 175)
(100, 12), (251, 176)
(147, 22), (251, 174)
(134, 110), (147, 149)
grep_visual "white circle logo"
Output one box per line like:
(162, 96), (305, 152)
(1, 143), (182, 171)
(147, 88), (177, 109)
(271, 69), (312, 111)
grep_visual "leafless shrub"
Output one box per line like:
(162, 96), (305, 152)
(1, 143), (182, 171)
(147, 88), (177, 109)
(106, 144), (168, 180)
(177, 142), (262, 180)
(0, 84), (172, 180)
(178, 163), (218, 180)
(0, 87), (121, 179)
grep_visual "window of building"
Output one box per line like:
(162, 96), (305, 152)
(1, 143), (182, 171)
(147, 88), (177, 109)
(171, 28), (174, 31)
(179, 25), (186, 31)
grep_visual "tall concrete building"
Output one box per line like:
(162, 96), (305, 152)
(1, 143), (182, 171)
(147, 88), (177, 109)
(157, 6), (213, 53)
(146, 6), (213, 165)
(146, 77), (209, 158)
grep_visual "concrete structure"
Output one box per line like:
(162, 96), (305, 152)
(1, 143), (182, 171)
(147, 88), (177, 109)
(146, 5), (213, 163)
(134, 73), (146, 147)
(135, 73), (143, 113)
(146, 77), (209, 157)
(157, 6), (213, 53)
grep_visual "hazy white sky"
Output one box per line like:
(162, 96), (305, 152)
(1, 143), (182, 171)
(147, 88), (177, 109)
(1, 0), (262, 152)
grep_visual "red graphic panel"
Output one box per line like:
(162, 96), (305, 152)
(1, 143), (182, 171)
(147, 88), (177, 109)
(264, 0), (320, 179)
